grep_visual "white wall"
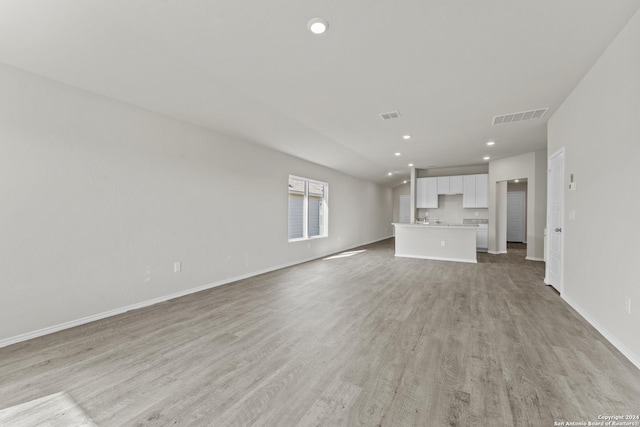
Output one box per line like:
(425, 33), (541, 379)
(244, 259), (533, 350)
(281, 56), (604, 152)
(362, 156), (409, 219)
(0, 64), (393, 344)
(547, 8), (640, 367)
(488, 151), (546, 260)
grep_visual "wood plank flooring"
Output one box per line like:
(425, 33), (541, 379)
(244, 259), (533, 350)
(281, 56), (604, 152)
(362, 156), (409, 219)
(0, 392), (97, 426)
(1, 238), (639, 426)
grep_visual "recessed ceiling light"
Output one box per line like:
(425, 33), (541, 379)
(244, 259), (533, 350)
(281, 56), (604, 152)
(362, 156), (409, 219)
(403, 180), (408, 184)
(395, 152), (401, 156)
(307, 17), (329, 34)
(408, 163), (414, 167)
(483, 156), (490, 160)
(402, 135), (411, 140)
(387, 172), (393, 176)
(486, 141), (495, 146)
(515, 179), (519, 183)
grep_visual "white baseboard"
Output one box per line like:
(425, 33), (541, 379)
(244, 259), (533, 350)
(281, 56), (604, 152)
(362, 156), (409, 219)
(487, 250), (507, 255)
(0, 235), (392, 349)
(394, 254), (477, 264)
(562, 295), (640, 371)
(525, 256), (545, 262)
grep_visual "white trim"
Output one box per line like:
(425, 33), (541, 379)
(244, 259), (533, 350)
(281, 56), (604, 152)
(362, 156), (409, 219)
(563, 295), (640, 371)
(487, 250), (501, 255)
(394, 254), (477, 264)
(0, 235), (392, 349)
(525, 256), (545, 262)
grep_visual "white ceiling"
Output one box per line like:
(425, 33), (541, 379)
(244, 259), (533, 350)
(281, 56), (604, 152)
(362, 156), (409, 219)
(1, 0), (639, 185)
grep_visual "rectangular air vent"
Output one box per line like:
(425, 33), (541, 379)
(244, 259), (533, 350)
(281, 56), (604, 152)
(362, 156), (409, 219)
(493, 108), (548, 125)
(379, 111), (401, 120)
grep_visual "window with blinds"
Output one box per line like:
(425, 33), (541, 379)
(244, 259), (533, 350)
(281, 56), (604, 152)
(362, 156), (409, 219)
(288, 175), (328, 241)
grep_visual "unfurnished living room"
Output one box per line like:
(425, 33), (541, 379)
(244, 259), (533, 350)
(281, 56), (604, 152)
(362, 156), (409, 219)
(1, 1), (640, 426)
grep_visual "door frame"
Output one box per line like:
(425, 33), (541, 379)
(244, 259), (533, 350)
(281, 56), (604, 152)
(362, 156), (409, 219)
(545, 147), (564, 293)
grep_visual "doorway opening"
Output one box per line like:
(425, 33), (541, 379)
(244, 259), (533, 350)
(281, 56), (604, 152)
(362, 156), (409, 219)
(507, 179), (527, 258)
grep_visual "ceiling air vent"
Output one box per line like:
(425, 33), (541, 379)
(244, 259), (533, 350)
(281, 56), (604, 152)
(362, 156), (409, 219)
(493, 108), (548, 125)
(379, 111), (401, 120)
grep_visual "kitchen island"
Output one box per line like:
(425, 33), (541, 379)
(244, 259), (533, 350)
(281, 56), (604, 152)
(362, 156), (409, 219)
(393, 223), (478, 263)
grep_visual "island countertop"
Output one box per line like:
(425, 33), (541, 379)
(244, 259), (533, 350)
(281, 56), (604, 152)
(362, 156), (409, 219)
(392, 222), (478, 229)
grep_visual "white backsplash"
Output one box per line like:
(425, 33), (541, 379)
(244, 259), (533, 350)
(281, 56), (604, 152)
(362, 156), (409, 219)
(416, 194), (489, 223)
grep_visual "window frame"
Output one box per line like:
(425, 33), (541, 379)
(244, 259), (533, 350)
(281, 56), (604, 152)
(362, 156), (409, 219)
(288, 175), (329, 242)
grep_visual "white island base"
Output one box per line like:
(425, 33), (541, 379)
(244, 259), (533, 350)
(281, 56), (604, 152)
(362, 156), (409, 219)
(393, 223), (478, 263)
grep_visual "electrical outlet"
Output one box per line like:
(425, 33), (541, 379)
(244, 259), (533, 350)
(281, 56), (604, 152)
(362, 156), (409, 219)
(441, 241), (445, 247)
(174, 262), (182, 273)
(626, 297), (631, 315)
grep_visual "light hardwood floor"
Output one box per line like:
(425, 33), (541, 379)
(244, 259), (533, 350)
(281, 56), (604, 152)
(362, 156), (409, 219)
(1, 238), (639, 426)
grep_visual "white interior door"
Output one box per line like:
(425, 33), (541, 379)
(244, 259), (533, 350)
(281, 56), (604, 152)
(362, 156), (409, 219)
(506, 191), (526, 243)
(399, 195), (410, 224)
(547, 150), (564, 291)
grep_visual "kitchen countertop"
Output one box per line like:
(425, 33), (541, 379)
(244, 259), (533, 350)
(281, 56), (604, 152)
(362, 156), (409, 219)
(393, 222), (479, 229)
(463, 218), (488, 225)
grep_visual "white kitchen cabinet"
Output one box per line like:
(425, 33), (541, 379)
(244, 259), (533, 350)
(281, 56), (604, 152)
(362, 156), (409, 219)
(463, 175), (476, 207)
(425, 177), (438, 208)
(437, 177), (449, 195)
(463, 174), (489, 208)
(438, 176), (463, 195)
(416, 177), (438, 208)
(450, 175), (464, 194)
(475, 174), (488, 208)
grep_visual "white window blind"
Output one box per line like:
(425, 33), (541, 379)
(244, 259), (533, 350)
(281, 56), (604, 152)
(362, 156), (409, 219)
(288, 176), (328, 241)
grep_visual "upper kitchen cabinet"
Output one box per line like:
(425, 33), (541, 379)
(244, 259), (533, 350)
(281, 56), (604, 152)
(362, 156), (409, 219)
(450, 175), (464, 194)
(417, 177), (438, 208)
(437, 177), (449, 195)
(475, 174), (488, 208)
(462, 175), (476, 207)
(437, 176), (463, 195)
(463, 174), (488, 208)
